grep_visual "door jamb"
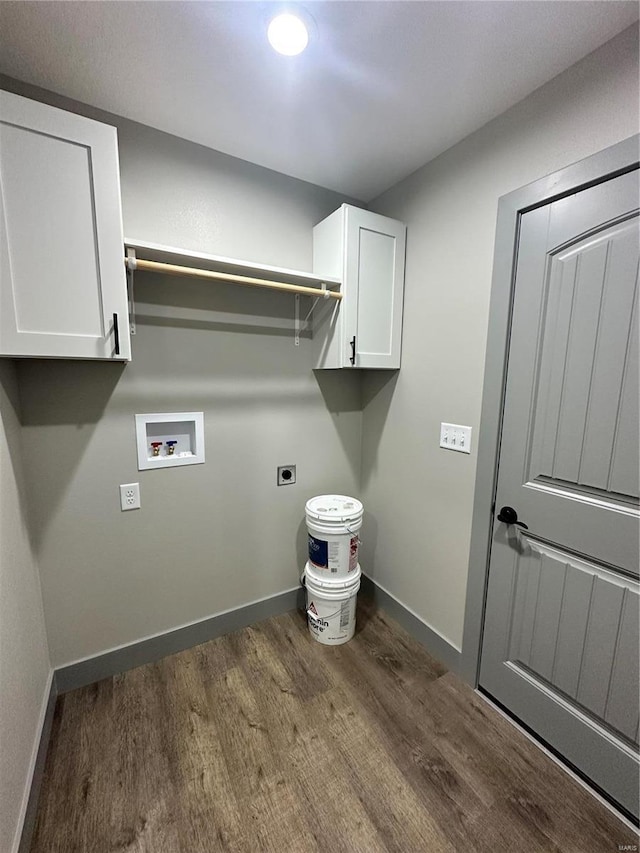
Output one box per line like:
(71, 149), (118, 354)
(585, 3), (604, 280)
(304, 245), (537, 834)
(459, 134), (640, 687)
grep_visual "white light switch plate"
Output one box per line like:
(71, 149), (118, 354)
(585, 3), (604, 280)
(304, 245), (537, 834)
(440, 423), (472, 454)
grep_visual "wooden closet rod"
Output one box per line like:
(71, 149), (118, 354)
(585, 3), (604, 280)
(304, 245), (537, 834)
(129, 258), (343, 300)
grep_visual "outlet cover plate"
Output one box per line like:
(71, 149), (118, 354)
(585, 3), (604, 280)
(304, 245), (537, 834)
(120, 482), (141, 510)
(440, 423), (472, 454)
(277, 465), (296, 486)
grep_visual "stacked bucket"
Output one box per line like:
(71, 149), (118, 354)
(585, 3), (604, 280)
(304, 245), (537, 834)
(303, 495), (364, 645)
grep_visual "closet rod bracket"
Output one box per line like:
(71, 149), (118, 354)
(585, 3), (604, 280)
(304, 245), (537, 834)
(294, 283), (327, 346)
(126, 248), (137, 334)
(294, 294), (301, 346)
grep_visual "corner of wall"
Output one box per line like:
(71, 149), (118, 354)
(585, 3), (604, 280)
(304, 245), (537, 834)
(0, 360), (53, 853)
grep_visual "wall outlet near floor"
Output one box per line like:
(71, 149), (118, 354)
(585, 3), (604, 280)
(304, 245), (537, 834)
(440, 423), (472, 454)
(120, 482), (141, 510)
(277, 465), (296, 486)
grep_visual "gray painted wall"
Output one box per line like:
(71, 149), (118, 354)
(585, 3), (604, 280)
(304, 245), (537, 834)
(1, 24), (638, 676)
(0, 78), (362, 668)
(0, 361), (51, 853)
(362, 25), (639, 650)
(2, 27), (637, 850)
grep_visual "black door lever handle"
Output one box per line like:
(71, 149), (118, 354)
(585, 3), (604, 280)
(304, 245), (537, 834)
(497, 506), (529, 529)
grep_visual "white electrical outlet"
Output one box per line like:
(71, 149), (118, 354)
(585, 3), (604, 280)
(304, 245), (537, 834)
(120, 482), (141, 511)
(440, 423), (472, 454)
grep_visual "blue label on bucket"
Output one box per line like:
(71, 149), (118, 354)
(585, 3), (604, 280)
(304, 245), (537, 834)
(308, 534), (328, 568)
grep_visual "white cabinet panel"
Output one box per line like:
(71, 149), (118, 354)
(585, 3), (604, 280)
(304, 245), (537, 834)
(0, 91), (130, 360)
(353, 225), (396, 361)
(313, 205), (405, 369)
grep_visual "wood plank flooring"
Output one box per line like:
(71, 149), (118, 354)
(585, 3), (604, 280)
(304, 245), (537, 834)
(31, 598), (637, 852)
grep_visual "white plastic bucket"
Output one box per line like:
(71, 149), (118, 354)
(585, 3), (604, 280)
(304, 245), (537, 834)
(303, 562), (361, 645)
(305, 494), (364, 578)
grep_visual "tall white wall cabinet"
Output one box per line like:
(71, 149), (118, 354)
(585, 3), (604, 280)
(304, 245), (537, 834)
(313, 205), (406, 369)
(0, 91), (130, 360)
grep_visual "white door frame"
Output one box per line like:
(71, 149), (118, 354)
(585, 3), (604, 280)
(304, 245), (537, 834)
(460, 135), (640, 687)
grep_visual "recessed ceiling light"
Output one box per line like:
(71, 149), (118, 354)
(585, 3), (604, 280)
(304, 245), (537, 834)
(267, 13), (309, 56)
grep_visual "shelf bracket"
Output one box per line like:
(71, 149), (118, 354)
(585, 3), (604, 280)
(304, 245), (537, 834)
(294, 293), (301, 347)
(126, 248), (137, 335)
(294, 283), (328, 346)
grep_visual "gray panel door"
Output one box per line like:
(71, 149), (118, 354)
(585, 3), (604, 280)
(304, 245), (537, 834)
(480, 169), (639, 818)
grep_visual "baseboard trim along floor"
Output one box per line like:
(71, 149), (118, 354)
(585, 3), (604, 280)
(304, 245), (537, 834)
(18, 673), (58, 853)
(55, 586), (305, 694)
(360, 574), (462, 674)
(55, 576), (461, 695)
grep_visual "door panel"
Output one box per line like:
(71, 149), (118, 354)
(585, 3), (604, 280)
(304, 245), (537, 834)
(505, 540), (639, 744)
(1, 121), (104, 338)
(529, 218), (639, 501)
(356, 227), (395, 356)
(343, 206), (405, 368)
(609, 301), (639, 498)
(0, 90), (129, 359)
(480, 167), (640, 818)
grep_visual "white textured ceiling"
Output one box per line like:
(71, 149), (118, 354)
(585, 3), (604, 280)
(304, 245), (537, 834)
(0, 1), (637, 201)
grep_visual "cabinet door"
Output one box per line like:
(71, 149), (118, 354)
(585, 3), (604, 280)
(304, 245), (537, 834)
(0, 91), (130, 360)
(344, 206), (405, 369)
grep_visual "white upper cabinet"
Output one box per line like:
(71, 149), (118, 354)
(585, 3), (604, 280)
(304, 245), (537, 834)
(312, 205), (406, 369)
(0, 91), (130, 360)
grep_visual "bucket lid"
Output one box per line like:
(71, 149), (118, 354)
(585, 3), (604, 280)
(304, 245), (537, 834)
(305, 494), (363, 523)
(304, 562), (361, 590)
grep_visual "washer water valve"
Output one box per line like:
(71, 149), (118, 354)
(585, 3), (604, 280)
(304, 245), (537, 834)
(166, 440), (178, 456)
(150, 442), (163, 457)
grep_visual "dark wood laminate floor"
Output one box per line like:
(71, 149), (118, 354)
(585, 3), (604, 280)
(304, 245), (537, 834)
(31, 599), (636, 852)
